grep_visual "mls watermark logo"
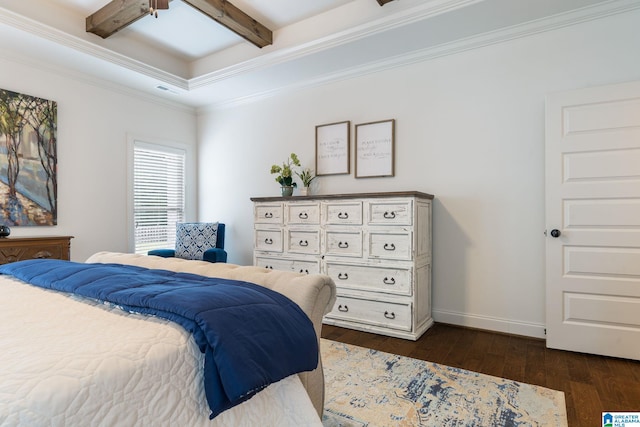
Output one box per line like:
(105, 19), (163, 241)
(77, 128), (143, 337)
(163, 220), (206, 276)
(603, 412), (640, 427)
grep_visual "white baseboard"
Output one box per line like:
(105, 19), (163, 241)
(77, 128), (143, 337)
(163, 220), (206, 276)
(432, 309), (546, 339)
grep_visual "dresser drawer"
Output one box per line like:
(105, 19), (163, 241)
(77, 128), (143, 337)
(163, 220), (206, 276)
(326, 295), (412, 331)
(287, 229), (320, 254)
(255, 256), (291, 271)
(0, 244), (64, 264)
(254, 229), (283, 252)
(0, 236), (72, 264)
(254, 203), (284, 224)
(325, 230), (363, 258)
(255, 256), (320, 274)
(368, 200), (412, 225)
(326, 263), (412, 296)
(368, 232), (412, 260)
(324, 202), (363, 225)
(287, 203), (320, 225)
(292, 259), (321, 275)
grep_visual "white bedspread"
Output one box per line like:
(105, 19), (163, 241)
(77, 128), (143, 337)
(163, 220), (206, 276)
(0, 276), (321, 427)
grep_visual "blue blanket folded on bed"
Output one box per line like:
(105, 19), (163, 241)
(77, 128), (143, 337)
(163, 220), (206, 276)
(0, 259), (319, 419)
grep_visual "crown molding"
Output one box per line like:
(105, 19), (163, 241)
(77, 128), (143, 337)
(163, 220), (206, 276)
(205, 0), (640, 110)
(0, 46), (195, 114)
(2, 1), (481, 91)
(0, 6), (189, 90)
(3, 0), (639, 111)
(189, 0), (481, 88)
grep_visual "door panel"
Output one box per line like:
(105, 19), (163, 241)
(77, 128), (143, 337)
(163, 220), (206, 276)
(564, 246), (640, 277)
(564, 292), (640, 328)
(545, 81), (640, 360)
(564, 199), (640, 228)
(564, 148), (640, 181)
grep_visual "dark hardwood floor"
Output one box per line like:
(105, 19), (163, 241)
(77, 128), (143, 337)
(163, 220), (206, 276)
(321, 323), (640, 427)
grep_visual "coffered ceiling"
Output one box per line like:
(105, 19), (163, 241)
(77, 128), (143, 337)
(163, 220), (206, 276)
(0, 0), (636, 108)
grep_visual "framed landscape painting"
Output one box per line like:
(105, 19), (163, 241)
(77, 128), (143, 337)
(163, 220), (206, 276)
(0, 89), (57, 226)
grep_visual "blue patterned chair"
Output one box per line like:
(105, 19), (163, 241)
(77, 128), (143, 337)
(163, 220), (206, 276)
(148, 222), (227, 263)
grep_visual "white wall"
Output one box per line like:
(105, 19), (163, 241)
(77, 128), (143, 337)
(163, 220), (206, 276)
(0, 57), (197, 262)
(198, 9), (640, 338)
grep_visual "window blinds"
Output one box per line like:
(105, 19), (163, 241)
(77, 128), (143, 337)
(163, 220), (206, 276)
(133, 143), (185, 254)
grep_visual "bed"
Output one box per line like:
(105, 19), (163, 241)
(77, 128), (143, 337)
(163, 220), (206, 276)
(0, 251), (336, 426)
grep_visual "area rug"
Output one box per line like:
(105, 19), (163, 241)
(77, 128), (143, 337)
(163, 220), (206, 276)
(320, 339), (567, 427)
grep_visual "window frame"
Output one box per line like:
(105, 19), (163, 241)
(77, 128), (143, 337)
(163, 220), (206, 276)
(127, 135), (196, 253)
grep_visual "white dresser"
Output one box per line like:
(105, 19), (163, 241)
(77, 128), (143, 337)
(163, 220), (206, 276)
(251, 191), (433, 340)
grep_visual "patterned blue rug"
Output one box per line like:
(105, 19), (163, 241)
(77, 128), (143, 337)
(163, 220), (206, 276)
(321, 339), (567, 427)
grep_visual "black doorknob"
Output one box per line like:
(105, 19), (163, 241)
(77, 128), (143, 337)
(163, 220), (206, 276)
(550, 229), (561, 238)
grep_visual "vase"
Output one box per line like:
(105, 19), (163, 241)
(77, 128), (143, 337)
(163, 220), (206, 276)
(0, 225), (10, 237)
(281, 186), (294, 197)
(299, 187), (309, 196)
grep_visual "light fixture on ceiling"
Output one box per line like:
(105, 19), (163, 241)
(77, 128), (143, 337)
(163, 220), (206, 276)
(149, 0), (169, 18)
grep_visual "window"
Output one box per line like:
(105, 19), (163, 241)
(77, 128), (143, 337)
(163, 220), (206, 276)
(132, 141), (186, 254)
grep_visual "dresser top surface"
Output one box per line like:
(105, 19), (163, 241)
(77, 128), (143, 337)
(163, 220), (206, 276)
(0, 236), (74, 242)
(251, 191), (434, 202)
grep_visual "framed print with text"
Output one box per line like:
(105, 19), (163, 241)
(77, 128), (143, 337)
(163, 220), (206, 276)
(315, 121), (350, 176)
(355, 119), (395, 178)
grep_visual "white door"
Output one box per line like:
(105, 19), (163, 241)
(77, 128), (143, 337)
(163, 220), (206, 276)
(545, 81), (640, 360)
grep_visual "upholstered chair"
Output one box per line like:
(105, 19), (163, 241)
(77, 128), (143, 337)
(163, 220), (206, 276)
(148, 223), (227, 263)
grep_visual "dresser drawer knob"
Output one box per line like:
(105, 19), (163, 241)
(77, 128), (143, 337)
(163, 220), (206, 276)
(299, 269), (309, 274)
(383, 211), (396, 219)
(338, 212), (349, 219)
(264, 212), (273, 218)
(265, 265), (273, 269)
(338, 305), (349, 312)
(338, 241), (349, 249)
(298, 212), (309, 219)
(264, 238), (273, 244)
(299, 240), (309, 247)
(383, 277), (396, 285)
(338, 273), (349, 280)
(383, 243), (396, 251)
(384, 311), (396, 319)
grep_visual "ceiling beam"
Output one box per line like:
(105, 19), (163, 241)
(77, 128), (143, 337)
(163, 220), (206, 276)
(86, 0), (150, 39)
(182, 0), (272, 48)
(377, 0), (396, 5)
(86, 0), (272, 49)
